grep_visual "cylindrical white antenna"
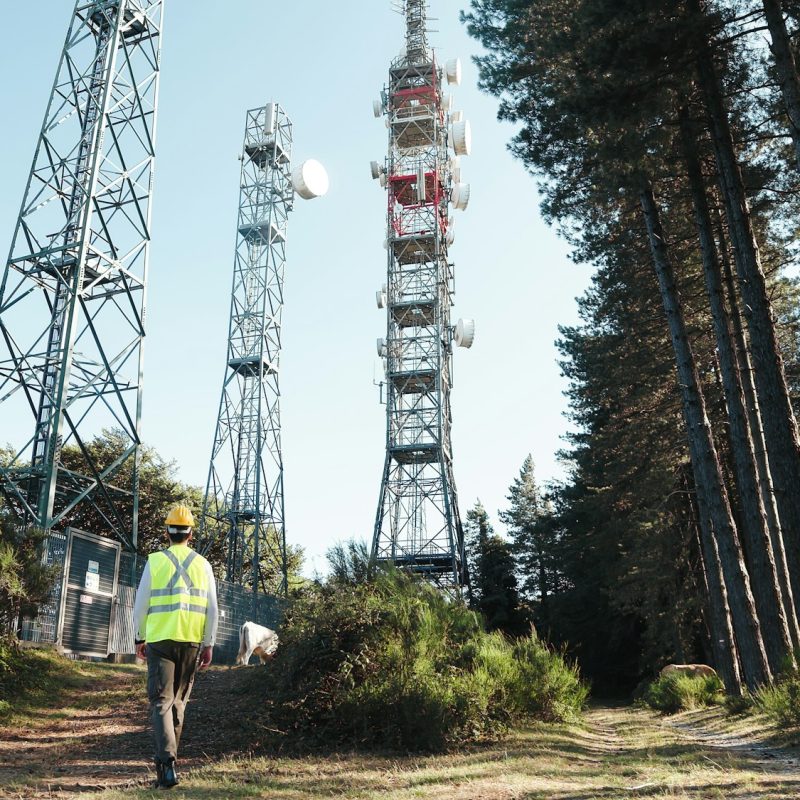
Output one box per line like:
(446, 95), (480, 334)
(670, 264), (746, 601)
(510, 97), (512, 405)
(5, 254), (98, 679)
(451, 120), (472, 157)
(451, 183), (471, 211)
(446, 58), (463, 86)
(454, 319), (475, 348)
(292, 159), (330, 200)
(416, 165), (426, 203)
(264, 102), (277, 135)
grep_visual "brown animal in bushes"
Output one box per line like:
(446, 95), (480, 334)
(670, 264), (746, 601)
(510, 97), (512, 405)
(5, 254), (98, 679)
(660, 664), (718, 680)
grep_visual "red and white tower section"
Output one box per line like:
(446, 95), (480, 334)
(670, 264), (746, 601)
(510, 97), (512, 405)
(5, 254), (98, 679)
(371, 0), (475, 595)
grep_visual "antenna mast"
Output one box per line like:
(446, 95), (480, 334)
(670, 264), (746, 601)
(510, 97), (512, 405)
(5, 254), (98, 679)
(402, 0), (430, 64)
(198, 103), (327, 603)
(371, 3), (475, 595)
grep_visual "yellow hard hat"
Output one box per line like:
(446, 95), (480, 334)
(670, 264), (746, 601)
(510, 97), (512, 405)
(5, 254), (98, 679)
(165, 504), (195, 528)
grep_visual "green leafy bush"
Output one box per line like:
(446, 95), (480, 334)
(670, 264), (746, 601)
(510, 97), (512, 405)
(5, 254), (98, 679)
(257, 570), (587, 752)
(0, 519), (57, 636)
(642, 672), (724, 713)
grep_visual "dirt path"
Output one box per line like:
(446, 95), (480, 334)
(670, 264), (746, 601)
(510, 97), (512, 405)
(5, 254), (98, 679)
(0, 663), (264, 798)
(2, 664), (800, 799)
(665, 707), (800, 776)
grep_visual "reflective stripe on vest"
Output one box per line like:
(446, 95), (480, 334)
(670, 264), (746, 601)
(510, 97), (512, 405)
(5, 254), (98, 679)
(146, 546), (210, 644)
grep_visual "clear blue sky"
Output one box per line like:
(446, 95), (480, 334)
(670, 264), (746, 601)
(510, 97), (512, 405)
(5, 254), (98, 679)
(0, 1), (592, 575)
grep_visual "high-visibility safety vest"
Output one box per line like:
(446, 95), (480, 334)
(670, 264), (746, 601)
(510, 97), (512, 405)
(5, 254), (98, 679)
(146, 544), (211, 644)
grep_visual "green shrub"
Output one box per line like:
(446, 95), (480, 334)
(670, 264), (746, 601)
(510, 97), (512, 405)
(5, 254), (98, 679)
(754, 670), (800, 727)
(0, 519), (58, 636)
(642, 673), (724, 713)
(257, 570), (587, 752)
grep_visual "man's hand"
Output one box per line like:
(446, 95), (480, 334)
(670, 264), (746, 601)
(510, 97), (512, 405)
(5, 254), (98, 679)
(198, 646), (213, 670)
(135, 641), (147, 661)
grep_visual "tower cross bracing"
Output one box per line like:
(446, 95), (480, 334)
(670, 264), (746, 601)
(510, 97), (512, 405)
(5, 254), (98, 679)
(0, 0), (164, 548)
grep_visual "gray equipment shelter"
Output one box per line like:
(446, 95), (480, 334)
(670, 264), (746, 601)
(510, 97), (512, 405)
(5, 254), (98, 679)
(57, 528), (121, 658)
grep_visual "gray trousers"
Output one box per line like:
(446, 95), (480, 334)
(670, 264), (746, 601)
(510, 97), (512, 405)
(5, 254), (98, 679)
(146, 640), (200, 763)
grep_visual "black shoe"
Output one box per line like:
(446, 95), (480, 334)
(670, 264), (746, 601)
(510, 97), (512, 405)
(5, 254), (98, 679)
(161, 759), (179, 789)
(153, 760), (165, 789)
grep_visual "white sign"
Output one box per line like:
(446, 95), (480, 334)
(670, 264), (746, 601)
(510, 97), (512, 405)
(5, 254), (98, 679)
(79, 594), (93, 605)
(85, 572), (100, 592)
(87, 560), (100, 574)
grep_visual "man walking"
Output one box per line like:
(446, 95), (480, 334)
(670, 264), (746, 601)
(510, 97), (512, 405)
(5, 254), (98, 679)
(133, 505), (218, 789)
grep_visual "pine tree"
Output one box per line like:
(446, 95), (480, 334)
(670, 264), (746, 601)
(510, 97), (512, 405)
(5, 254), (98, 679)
(465, 500), (523, 633)
(500, 457), (554, 618)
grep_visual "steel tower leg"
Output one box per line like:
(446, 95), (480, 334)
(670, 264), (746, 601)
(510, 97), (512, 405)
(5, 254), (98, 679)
(372, 1), (472, 596)
(199, 104), (294, 598)
(0, 1), (165, 547)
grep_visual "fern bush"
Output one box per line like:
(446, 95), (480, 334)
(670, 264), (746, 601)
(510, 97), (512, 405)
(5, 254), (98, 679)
(257, 569), (587, 752)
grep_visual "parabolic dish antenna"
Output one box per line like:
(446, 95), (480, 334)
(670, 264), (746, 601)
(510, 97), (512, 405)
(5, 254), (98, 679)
(292, 159), (330, 200)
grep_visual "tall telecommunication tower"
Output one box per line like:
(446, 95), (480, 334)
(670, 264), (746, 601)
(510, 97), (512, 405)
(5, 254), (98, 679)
(371, 0), (475, 594)
(0, 1), (164, 550)
(199, 103), (328, 599)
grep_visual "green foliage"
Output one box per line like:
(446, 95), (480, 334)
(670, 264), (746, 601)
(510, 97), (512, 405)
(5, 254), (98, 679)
(724, 691), (755, 715)
(325, 539), (371, 586)
(460, 0), (796, 689)
(641, 673), (725, 714)
(56, 429), (203, 556)
(465, 502), (525, 635)
(0, 517), (57, 637)
(754, 667), (800, 727)
(258, 570), (587, 752)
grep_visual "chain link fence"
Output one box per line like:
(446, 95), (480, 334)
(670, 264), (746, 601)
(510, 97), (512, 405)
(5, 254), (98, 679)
(21, 533), (283, 664)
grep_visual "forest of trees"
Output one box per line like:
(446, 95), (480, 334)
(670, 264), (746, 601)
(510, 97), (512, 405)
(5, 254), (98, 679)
(462, 0), (800, 693)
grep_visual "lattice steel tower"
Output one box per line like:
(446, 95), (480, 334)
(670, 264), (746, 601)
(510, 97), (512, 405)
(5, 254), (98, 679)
(0, 1), (164, 550)
(199, 103), (327, 598)
(371, 0), (475, 594)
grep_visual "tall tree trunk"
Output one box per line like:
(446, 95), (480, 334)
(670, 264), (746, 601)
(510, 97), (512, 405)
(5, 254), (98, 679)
(640, 183), (771, 688)
(714, 205), (800, 648)
(685, 453), (742, 691)
(690, 3), (800, 611)
(678, 106), (793, 671)
(762, 0), (800, 168)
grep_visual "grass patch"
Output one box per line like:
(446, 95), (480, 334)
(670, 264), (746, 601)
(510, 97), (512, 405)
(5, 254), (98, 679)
(640, 673), (724, 713)
(0, 640), (143, 724)
(84, 707), (800, 800)
(0, 640), (76, 718)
